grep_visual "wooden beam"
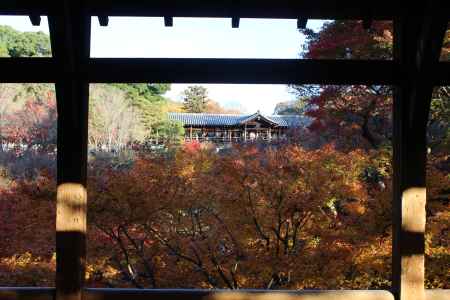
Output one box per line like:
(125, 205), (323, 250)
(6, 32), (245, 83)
(0, 0), (404, 19)
(29, 14), (41, 26)
(98, 15), (109, 26)
(84, 289), (396, 300)
(48, 1), (91, 300)
(1, 288), (449, 300)
(232, 16), (240, 28)
(164, 16), (173, 27)
(392, 2), (448, 300)
(0, 58), (399, 84)
(85, 0), (402, 19)
(85, 58), (399, 84)
(1, 58), (449, 85)
(425, 289), (450, 300)
(0, 1), (51, 15)
(0, 58), (57, 82)
(297, 17), (308, 29)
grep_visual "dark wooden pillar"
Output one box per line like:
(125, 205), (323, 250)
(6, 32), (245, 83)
(392, 4), (447, 300)
(49, 2), (91, 300)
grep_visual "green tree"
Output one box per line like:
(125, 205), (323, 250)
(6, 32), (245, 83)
(0, 25), (51, 57)
(182, 86), (209, 113)
(113, 83), (172, 134)
(152, 119), (185, 143)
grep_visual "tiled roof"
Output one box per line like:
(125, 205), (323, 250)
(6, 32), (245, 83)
(168, 112), (310, 128)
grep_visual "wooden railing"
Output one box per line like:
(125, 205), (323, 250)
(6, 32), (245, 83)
(1, 288), (449, 300)
(184, 136), (286, 143)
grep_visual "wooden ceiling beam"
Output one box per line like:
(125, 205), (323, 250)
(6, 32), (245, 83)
(3, 58), (450, 85)
(28, 13), (41, 26)
(0, 0), (402, 19)
(0, 58), (57, 82)
(98, 15), (109, 26)
(1, 58), (449, 85)
(85, 58), (399, 84)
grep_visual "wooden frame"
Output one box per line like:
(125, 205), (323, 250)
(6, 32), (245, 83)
(0, 1), (449, 300)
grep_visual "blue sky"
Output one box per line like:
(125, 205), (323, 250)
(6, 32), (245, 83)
(0, 16), (324, 114)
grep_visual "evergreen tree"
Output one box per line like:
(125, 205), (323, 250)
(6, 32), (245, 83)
(182, 86), (209, 113)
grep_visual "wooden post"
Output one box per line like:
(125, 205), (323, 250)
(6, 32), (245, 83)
(392, 5), (447, 300)
(49, 2), (90, 300)
(244, 125), (247, 141)
(189, 126), (193, 141)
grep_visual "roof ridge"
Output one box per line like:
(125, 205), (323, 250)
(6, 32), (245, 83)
(168, 112), (246, 116)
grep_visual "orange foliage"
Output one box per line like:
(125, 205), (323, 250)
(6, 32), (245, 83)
(84, 144), (394, 289)
(0, 144), (447, 289)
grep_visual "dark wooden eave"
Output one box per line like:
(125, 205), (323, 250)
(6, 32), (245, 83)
(0, 0), (405, 19)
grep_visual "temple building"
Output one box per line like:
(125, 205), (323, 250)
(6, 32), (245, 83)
(168, 111), (308, 143)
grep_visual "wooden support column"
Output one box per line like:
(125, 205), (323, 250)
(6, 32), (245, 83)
(49, 2), (91, 300)
(392, 3), (447, 300)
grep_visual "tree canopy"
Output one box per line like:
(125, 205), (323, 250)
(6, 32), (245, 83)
(292, 21), (449, 151)
(0, 25), (51, 57)
(182, 85), (210, 113)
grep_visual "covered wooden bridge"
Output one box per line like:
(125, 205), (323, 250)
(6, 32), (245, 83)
(168, 111), (308, 143)
(0, 1), (449, 300)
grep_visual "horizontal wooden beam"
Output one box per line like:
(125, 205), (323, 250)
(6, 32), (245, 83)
(0, 1), (50, 15)
(85, 289), (395, 300)
(0, 0), (403, 19)
(0, 288), (449, 300)
(1, 58), (449, 85)
(86, 0), (403, 19)
(425, 289), (450, 300)
(85, 58), (400, 84)
(0, 58), (57, 82)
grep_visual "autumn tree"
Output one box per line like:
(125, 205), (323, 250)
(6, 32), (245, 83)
(89, 84), (146, 151)
(292, 20), (449, 288)
(0, 84), (57, 180)
(182, 86), (209, 113)
(84, 143), (395, 289)
(293, 21), (449, 151)
(204, 99), (241, 114)
(291, 21), (394, 150)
